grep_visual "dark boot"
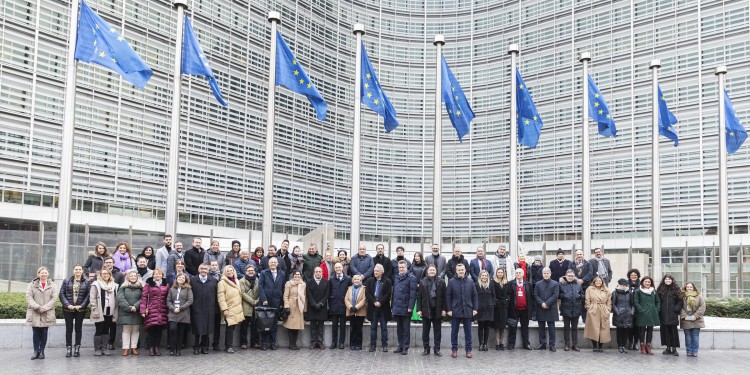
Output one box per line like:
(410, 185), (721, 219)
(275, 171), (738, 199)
(288, 331), (299, 350)
(671, 347), (679, 356)
(66, 346), (72, 358)
(101, 335), (112, 356)
(31, 352), (40, 360)
(38, 351), (45, 359)
(93, 336), (103, 356)
(422, 347), (430, 356)
(73, 345), (80, 357)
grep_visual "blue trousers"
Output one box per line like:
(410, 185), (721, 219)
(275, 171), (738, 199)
(684, 328), (700, 354)
(369, 309), (388, 346)
(450, 317), (473, 352)
(538, 320), (556, 346)
(394, 315), (411, 350)
(32, 327), (48, 352)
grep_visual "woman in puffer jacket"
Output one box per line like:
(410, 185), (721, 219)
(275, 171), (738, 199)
(60, 264), (90, 357)
(611, 278), (634, 353)
(140, 268), (169, 356)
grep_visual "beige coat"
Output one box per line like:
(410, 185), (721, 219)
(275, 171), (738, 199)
(217, 276), (245, 326)
(584, 286), (612, 343)
(282, 281), (307, 330)
(344, 285), (367, 317)
(25, 279), (58, 327)
(89, 280), (119, 323)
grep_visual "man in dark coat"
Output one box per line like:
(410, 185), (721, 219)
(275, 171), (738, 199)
(549, 249), (571, 281)
(306, 267), (330, 349)
(391, 261), (417, 355)
(417, 265), (446, 356)
(278, 240), (292, 272)
(534, 267), (559, 351)
(184, 237), (205, 276)
(190, 264), (218, 354)
(446, 263), (478, 358)
(589, 247), (613, 286)
(507, 267), (533, 351)
(328, 263), (351, 349)
(302, 244), (323, 281)
(558, 269), (584, 351)
(350, 245), (374, 279)
(569, 250), (593, 322)
(390, 246), (411, 282)
(259, 245), (287, 273)
(469, 246), (494, 283)
(441, 247), (470, 281)
(373, 244), (393, 280)
(258, 258), (286, 350)
(364, 264), (392, 352)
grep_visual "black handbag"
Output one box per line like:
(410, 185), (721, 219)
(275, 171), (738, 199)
(255, 306), (277, 332)
(278, 307), (291, 321)
(506, 317), (517, 328)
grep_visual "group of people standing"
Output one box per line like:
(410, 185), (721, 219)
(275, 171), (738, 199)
(25, 238), (706, 360)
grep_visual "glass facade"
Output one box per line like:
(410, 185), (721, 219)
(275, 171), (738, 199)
(1, 0), (750, 258)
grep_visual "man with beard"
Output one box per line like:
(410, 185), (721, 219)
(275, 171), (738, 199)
(184, 237), (205, 276)
(441, 247), (469, 281)
(424, 244), (447, 277)
(302, 244), (322, 281)
(390, 246), (411, 283)
(155, 234), (173, 275)
(260, 245), (287, 273)
(549, 249), (571, 282)
(278, 239), (292, 271)
(489, 244), (513, 278)
(373, 244), (393, 281)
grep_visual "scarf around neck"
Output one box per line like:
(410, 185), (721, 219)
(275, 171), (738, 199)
(684, 290), (699, 310)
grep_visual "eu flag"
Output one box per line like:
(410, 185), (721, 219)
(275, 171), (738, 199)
(74, 1), (152, 89)
(657, 85), (678, 146)
(587, 75), (616, 137)
(516, 69), (543, 148)
(441, 56), (474, 142)
(182, 16), (228, 107)
(724, 89), (748, 154)
(360, 42), (398, 132)
(275, 31), (327, 121)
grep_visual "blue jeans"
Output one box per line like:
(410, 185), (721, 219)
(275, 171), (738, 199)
(370, 309), (388, 346)
(684, 328), (700, 354)
(538, 320), (556, 347)
(32, 327), (48, 352)
(450, 317), (473, 352)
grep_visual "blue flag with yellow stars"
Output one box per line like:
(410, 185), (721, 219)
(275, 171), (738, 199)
(74, 1), (152, 89)
(516, 69), (543, 148)
(275, 31), (327, 121)
(182, 16), (228, 107)
(724, 89), (748, 154)
(587, 75), (616, 137)
(657, 85), (678, 146)
(360, 42), (398, 132)
(441, 56), (474, 142)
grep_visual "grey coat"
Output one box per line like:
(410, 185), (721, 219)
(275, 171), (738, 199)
(424, 253), (447, 278)
(167, 287), (194, 323)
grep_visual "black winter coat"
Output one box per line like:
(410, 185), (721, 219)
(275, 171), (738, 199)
(364, 277), (392, 321)
(534, 278), (560, 321)
(475, 282), (495, 322)
(611, 287), (634, 328)
(491, 280), (509, 329)
(568, 260), (594, 288)
(189, 275), (218, 335)
(306, 278), (330, 321)
(558, 277), (584, 317)
(658, 289), (684, 326)
(328, 274), (351, 315)
(373, 254), (393, 280)
(60, 276), (91, 310)
(184, 247), (205, 276)
(83, 254), (104, 276)
(416, 277), (446, 319)
(442, 255), (469, 281)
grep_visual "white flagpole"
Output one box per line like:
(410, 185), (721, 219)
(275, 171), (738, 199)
(54, 0), (82, 281)
(351, 23), (364, 254)
(164, 0), (188, 237)
(433, 35), (445, 248)
(262, 11), (281, 249)
(650, 59), (663, 282)
(579, 52), (591, 259)
(508, 44), (518, 257)
(716, 65), (730, 297)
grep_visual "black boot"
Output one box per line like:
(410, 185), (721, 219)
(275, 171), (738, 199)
(66, 346), (72, 358)
(422, 347), (430, 356)
(73, 345), (80, 357)
(288, 331), (299, 350)
(38, 351), (45, 359)
(31, 351), (40, 360)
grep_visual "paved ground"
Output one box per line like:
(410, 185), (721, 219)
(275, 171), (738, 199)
(1, 347), (745, 374)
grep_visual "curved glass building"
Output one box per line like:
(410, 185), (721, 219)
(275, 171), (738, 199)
(1, 0), (750, 293)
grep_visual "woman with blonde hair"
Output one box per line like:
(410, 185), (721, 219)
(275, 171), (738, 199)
(26, 266), (58, 360)
(116, 269), (143, 356)
(90, 268), (119, 356)
(282, 270), (307, 350)
(217, 265), (244, 353)
(491, 267), (509, 350)
(475, 269), (495, 351)
(584, 276), (611, 352)
(167, 273), (193, 356)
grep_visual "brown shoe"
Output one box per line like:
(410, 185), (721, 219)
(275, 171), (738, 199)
(131, 348), (139, 355)
(451, 351), (458, 358)
(466, 352), (473, 358)
(319, 344), (326, 350)
(564, 345), (570, 351)
(121, 349), (129, 356)
(240, 345), (248, 349)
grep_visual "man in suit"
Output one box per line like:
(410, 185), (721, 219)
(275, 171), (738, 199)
(258, 258), (286, 350)
(306, 267), (330, 349)
(507, 268), (533, 351)
(365, 264), (392, 352)
(469, 246), (493, 283)
(588, 248), (613, 286)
